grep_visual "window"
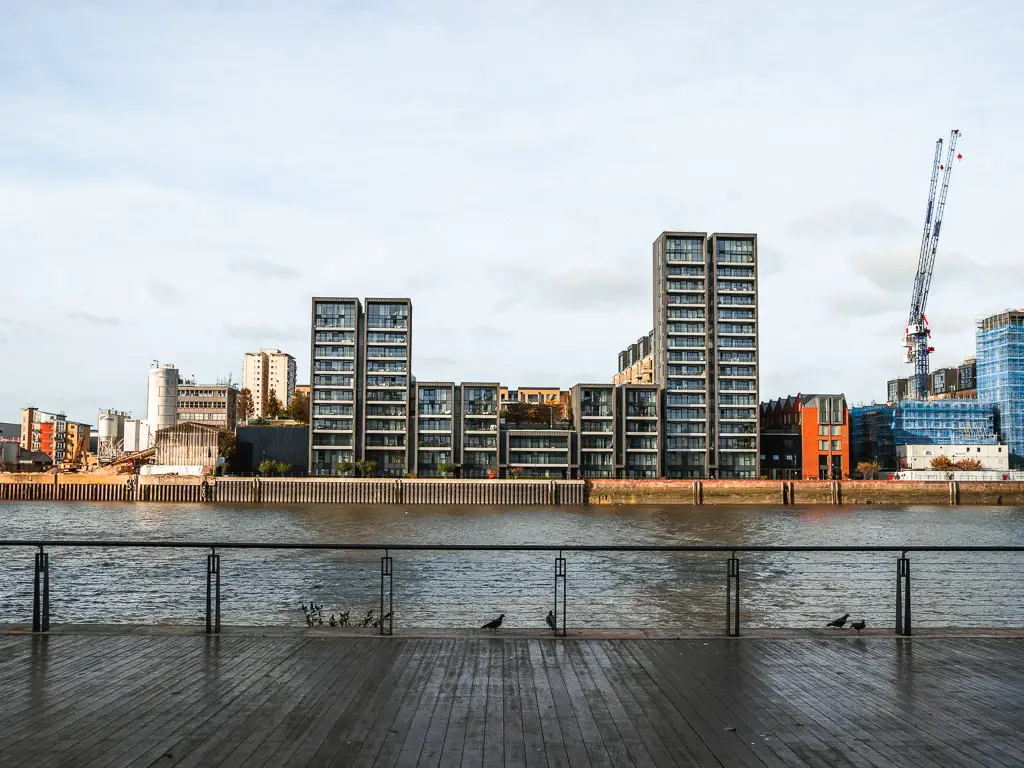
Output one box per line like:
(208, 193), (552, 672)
(819, 440), (828, 451)
(831, 425), (842, 436)
(831, 441), (841, 451)
(819, 425), (828, 436)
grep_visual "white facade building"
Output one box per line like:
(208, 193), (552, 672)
(897, 444), (1010, 471)
(243, 349), (297, 418)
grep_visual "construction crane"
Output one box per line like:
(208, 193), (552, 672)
(901, 129), (962, 399)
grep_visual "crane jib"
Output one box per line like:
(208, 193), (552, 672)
(902, 129), (961, 400)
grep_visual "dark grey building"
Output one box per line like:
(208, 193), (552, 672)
(571, 384), (615, 478)
(362, 298), (412, 477)
(236, 426), (309, 475)
(502, 428), (572, 479)
(459, 382), (500, 478)
(652, 231), (759, 479)
(309, 297), (361, 475)
(616, 383), (661, 478)
(413, 381), (456, 477)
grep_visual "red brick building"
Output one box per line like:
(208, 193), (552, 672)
(760, 394), (851, 480)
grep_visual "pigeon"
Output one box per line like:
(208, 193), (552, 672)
(481, 614), (505, 631)
(826, 613), (849, 629)
(850, 620), (866, 635)
(546, 611), (556, 630)
(329, 614), (337, 627)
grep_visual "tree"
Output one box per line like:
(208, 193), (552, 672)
(508, 467), (522, 479)
(218, 432), (236, 475)
(286, 390), (310, 425)
(354, 460), (377, 478)
(266, 388), (283, 419)
(930, 455), (955, 471)
(437, 462), (460, 478)
(237, 388), (255, 425)
(856, 461), (880, 477)
(336, 460), (354, 477)
(953, 458), (983, 471)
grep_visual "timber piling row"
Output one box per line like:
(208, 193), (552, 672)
(1, 476), (1022, 505)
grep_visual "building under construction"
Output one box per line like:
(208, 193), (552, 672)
(977, 309), (1024, 468)
(851, 400), (998, 471)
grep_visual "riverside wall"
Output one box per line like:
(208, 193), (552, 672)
(0, 474), (1022, 506)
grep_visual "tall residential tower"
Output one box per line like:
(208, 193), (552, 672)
(653, 232), (759, 479)
(243, 349), (297, 417)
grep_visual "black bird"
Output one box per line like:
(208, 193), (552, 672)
(850, 619), (866, 635)
(826, 613), (849, 629)
(546, 611), (556, 630)
(481, 614), (505, 631)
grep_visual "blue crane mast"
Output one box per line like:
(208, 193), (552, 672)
(901, 129), (961, 399)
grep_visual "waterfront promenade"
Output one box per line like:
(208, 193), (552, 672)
(1, 630), (1021, 767)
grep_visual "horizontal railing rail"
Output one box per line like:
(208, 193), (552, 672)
(1, 540), (1021, 639)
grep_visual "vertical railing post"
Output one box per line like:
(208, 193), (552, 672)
(380, 551), (393, 636)
(206, 549), (221, 634)
(726, 554), (740, 637)
(33, 547), (50, 632)
(896, 555), (911, 636)
(554, 552), (567, 637)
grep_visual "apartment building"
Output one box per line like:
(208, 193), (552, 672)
(571, 383), (615, 478)
(414, 381), (456, 477)
(459, 382), (500, 478)
(362, 298), (412, 477)
(176, 383), (239, 431)
(503, 429), (572, 479)
(613, 332), (655, 386)
(19, 408), (91, 465)
(615, 383), (661, 478)
(760, 393), (850, 480)
(243, 349), (297, 417)
(653, 231), (759, 479)
(309, 297), (361, 476)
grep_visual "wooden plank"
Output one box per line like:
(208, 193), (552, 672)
(500, 640), (528, 768)
(535, 640), (592, 768)
(437, 638), (479, 768)
(395, 639), (458, 768)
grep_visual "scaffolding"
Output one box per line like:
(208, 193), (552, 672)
(851, 400), (997, 470)
(977, 310), (1024, 467)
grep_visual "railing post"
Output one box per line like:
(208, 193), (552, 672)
(206, 549), (221, 634)
(33, 547), (50, 632)
(380, 552), (393, 636)
(896, 555), (911, 636)
(554, 552), (567, 637)
(726, 554), (740, 637)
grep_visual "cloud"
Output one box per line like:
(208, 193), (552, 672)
(499, 265), (647, 311)
(757, 245), (788, 278)
(229, 258), (301, 279)
(66, 311), (120, 326)
(417, 355), (458, 367)
(225, 323), (303, 342)
(468, 325), (509, 340)
(789, 202), (915, 240)
(148, 279), (186, 304)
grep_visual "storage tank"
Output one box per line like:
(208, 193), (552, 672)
(97, 409), (126, 443)
(147, 363), (179, 433)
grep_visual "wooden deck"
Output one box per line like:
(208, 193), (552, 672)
(0, 634), (1021, 767)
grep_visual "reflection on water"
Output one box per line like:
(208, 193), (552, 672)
(0, 502), (1022, 630)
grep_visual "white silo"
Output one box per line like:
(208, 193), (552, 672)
(97, 409), (127, 463)
(147, 363), (179, 433)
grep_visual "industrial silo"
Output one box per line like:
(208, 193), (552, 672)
(97, 409), (127, 463)
(147, 363), (179, 433)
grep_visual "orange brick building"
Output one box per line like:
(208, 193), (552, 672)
(760, 393), (851, 479)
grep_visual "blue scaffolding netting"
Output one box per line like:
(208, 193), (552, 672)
(977, 317), (1024, 467)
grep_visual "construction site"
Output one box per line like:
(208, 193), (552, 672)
(852, 129), (1024, 472)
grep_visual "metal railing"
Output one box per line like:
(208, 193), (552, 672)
(1, 541), (1021, 638)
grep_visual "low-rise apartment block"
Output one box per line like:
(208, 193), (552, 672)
(459, 382), (500, 478)
(414, 381), (456, 477)
(502, 429), (572, 479)
(615, 384), (661, 478)
(571, 384), (615, 478)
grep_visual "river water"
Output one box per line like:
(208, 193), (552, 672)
(1, 502), (1022, 631)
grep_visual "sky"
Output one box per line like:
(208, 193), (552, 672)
(2, 0), (1023, 424)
